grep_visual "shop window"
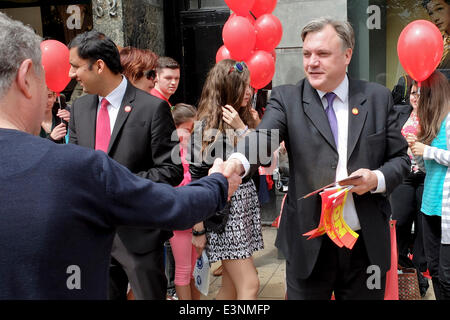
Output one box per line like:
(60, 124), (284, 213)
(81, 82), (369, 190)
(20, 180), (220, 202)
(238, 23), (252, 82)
(0, 1), (93, 46)
(348, 0), (449, 89)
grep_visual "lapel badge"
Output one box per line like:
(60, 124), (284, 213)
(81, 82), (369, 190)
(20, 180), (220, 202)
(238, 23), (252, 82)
(124, 105), (132, 113)
(352, 107), (359, 115)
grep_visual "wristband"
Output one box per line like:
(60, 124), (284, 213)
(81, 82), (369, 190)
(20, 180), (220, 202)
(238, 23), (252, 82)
(192, 229), (206, 236)
(237, 125), (248, 137)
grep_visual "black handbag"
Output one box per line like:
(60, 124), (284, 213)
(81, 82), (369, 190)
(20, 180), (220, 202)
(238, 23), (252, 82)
(204, 201), (231, 233)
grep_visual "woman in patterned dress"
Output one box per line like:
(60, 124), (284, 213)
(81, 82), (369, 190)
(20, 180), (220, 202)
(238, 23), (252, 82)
(408, 70), (450, 299)
(189, 59), (263, 300)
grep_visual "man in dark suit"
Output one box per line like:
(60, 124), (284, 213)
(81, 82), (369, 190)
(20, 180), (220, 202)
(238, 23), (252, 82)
(68, 31), (183, 300)
(224, 18), (410, 299)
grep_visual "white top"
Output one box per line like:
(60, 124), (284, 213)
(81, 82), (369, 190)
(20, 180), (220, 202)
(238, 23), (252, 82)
(97, 76), (128, 134)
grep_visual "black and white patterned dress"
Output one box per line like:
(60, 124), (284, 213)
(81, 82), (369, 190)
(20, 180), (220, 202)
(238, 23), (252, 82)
(206, 179), (264, 263)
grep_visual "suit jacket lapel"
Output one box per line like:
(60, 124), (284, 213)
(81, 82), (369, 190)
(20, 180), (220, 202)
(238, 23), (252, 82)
(107, 82), (136, 154)
(302, 80), (337, 151)
(85, 95), (98, 149)
(347, 79), (368, 160)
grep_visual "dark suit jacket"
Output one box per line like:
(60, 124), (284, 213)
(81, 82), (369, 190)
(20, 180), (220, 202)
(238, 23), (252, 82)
(238, 77), (410, 279)
(69, 81), (183, 254)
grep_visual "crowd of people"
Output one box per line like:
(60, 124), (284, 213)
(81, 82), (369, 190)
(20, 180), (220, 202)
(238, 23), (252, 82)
(1, 10), (450, 301)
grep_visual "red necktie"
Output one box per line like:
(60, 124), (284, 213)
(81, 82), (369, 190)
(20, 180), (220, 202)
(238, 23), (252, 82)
(95, 98), (111, 152)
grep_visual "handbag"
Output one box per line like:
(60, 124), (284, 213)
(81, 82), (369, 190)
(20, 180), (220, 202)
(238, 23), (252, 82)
(204, 201), (231, 233)
(193, 251), (211, 296)
(398, 266), (421, 300)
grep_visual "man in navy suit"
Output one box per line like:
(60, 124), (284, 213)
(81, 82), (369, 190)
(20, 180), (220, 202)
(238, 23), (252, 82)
(225, 17), (410, 299)
(0, 12), (240, 300)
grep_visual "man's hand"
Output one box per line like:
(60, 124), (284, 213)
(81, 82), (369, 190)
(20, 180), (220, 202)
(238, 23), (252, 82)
(209, 158), (242, 200)
(347, 169), (378, 195)
(209, 158), (225, 175)
(223, 158), (245, 178)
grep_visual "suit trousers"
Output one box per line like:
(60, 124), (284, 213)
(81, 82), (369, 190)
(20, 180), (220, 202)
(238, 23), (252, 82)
(286, 232), (386, 300)
(109, 234), (167, 300)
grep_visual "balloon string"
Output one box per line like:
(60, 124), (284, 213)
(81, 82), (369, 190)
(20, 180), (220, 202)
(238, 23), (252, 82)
(252, 89), (258, 109)
(57, 95), (62, 111)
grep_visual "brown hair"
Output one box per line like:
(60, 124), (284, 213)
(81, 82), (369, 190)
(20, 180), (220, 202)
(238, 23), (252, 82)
(119, 46), (158, 83)
(417, 70), (450, 145)
(197, 59), (256, 151)
(155, 56), (180, 73)
(171, 103), (197, 127)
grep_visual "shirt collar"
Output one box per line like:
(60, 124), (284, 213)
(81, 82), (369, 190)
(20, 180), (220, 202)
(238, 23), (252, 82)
(151, 88), (169, 101)
(316, 74), (349, 106)
(99, 76), (127, 109)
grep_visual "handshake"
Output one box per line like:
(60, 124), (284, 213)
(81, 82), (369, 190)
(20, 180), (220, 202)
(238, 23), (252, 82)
(208, 158), (246, 200)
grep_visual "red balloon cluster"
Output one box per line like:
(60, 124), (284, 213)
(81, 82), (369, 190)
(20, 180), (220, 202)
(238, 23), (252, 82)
(40, 40), (71, 94)
(217, 0), (282, 89)
(397, 20), (443, 82)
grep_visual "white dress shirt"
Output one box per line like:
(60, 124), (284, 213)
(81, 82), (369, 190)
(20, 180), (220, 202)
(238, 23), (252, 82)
(316, 76), (361, 230)
(230, 75), (387, 231)
(97, 76), (128, 133)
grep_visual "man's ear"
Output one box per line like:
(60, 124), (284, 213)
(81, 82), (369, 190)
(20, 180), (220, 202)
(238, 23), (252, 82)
(16, 59), (34, 99)
(345, 47), (353, 66)
(95, 59), (106, 75)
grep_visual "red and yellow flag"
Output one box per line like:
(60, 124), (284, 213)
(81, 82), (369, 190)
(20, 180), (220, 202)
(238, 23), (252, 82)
(302, 186), (359, 249)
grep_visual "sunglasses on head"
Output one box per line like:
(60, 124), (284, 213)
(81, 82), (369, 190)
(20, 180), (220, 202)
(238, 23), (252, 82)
(145, 70), (156, 80)
(228, 61), (246, 74)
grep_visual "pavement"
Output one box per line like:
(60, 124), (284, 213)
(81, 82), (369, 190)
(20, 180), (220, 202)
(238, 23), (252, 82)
(202, 226), (436, 300)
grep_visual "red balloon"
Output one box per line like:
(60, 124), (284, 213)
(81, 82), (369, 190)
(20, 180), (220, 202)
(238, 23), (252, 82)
(270, 49), (277, 62)
(250, 0), (277, 18)
(245, 50), (275, 89)
(397, 20), (444, 82)
(225, 0), (255, 16)
(255, 14), (283, 52)
(40, 40), (71, 93)
(216, 45), (232, 63)
(223, 16), (256, 61)
(229, 12), (255, 25)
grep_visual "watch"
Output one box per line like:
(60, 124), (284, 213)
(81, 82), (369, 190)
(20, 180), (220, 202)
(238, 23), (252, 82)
(192, 229), (206, 236)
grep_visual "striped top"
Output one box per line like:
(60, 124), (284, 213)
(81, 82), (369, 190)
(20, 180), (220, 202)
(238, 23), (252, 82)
(421, 113), (450, 243)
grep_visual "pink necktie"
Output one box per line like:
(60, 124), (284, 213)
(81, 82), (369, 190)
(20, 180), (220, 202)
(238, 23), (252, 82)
(95, 98), (111, 152)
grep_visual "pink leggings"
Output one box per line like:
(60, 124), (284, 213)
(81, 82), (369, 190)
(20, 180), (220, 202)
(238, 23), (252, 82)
(169, 229), (198, 286)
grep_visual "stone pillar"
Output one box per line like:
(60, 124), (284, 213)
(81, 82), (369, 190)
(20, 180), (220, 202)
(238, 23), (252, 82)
(92, 0), (125, 46)
(122, 0), (165, 55)
(92, 0), (164, 55)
